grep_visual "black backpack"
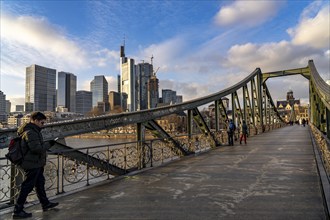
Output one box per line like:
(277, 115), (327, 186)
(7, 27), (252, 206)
(5, 134), (27, 165)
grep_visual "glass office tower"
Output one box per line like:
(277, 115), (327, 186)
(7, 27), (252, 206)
(25, 64), (56, 112)
(57, 71), (77, 112)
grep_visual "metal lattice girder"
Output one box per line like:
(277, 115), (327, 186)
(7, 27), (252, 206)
(251, 78), (261, 127)
(143, 119), (191, 155)
(215, 99), (229, 131)
(232, 91), (244, 128)
(191, 108), (219, 147)
(50, 142), (126, 176)
(262, 66), (310, 83)
(243, 85), (253, 126)
(308, 61), (330, 138)
(262, 87), (270, 125)
(263, 83), (286, 123)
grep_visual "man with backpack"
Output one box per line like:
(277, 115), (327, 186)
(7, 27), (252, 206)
(227, 119), (236, 146)
(13, 112), (58, 219)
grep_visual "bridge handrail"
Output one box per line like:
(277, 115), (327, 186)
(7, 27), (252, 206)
(308, 60), (330, 109)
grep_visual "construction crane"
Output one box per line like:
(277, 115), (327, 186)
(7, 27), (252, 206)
(153, 67), (160, 76)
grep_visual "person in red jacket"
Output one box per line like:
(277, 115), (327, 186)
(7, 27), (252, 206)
(240, 120), (248, 144)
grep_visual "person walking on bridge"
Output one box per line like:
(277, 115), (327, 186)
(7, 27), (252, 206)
(13, 112), (59, 219)
(227, 119), (236, 146)
(240, 120), (248, 144)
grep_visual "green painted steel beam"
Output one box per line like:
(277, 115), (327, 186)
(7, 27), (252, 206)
(262, 67), (310, 83)
(192, 108), (219, 147)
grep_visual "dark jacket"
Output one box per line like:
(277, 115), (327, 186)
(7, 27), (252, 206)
(241, 123), (248, 134)
(17, 122), (51, 170)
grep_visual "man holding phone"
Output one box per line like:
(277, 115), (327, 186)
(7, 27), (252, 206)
(13, 112), (59, 219)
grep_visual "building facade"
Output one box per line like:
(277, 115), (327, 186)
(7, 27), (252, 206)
(148, 75), (159, 109)
(0, 91), (7, 122)
(16, 105), (24, 112)
(57, 71), (77, 112)
(25, 64), (56, 112)
(162, 89), (177, 105)
(136, 62), (153, 110)
(120, 45), (136, 112)
(276, 90), (301, 122)
(109, 91), (121, 112)
(90, 75), (109, 112)
(76, 90), (92, 115)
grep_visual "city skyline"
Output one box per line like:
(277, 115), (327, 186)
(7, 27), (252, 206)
(1, 1), (329, 110)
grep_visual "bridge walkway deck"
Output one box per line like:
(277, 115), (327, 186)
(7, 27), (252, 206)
(1, 125), (328, 219)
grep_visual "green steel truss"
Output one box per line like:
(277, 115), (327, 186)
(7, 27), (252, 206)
(1, 60), (328, 173)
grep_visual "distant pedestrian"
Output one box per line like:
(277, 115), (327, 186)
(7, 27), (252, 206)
(13, 112), (58, 219)
(227, 119), (236, 146)
(240, 120), (248, 144)
(302, 118), (306, 127)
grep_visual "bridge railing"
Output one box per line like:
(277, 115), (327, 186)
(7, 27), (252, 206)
(0, 122), (287, 210)
(310, 124), (330, 178)
(0, 132), (213, 209)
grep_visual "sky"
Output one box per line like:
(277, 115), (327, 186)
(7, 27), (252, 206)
(1, 0), (329, 111)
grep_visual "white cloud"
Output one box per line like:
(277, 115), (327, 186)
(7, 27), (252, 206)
(288, 3), (330, 49)
(225, 40), (326, 73)
(138, 37), (187, 73)
(0, 13), (88, 73)
(214, 1), (283, 27)
(92, 49), (118, 68)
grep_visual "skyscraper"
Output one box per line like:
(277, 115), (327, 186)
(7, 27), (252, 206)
(57, 71), (77, 112)
(0, 90), (7, 122)
(76, 90), (92, 115)
(136, 62), (153, 110)
(6, 100), (11, 113)
(90, 75), (109, 112)
(117, 75), (121, 93)
(25, 64), (56, 112)
(120, 45), (135, 112)
(0, 91), (5, 113)
(162, 89), (177, 105)
(109, 91), (121, 111)
(148, 74), (159, 109)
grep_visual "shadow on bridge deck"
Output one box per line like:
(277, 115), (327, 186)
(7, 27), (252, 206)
(1, 125), (328, 220)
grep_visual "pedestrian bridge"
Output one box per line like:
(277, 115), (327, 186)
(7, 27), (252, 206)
(1, 125), (329, 219)
(0, 60), (329, 219)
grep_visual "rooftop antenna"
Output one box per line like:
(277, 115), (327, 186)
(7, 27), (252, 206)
(151, 54), (154, 65)
(120, 35), (126, 58)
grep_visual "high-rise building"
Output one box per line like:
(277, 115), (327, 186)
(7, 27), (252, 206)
(25, 64), (56, 112)
(162, 89), (177, 105)
(57, 71), (77, 112)
(16, 105), (24, 112)
(109, 91), (121, 111)
(6, 100), (11, 113)
(0, 91), (5, 113)
(76, 90), (92, 115)
(176, 95), (183, 104)
(136, 62), (153, 110)
(120, 45), (135, 112)
(148, 75), (159, 109)
(0, 91), (7, 122)
(90, 75), (109, 112)
(117, 75), (121, 93)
